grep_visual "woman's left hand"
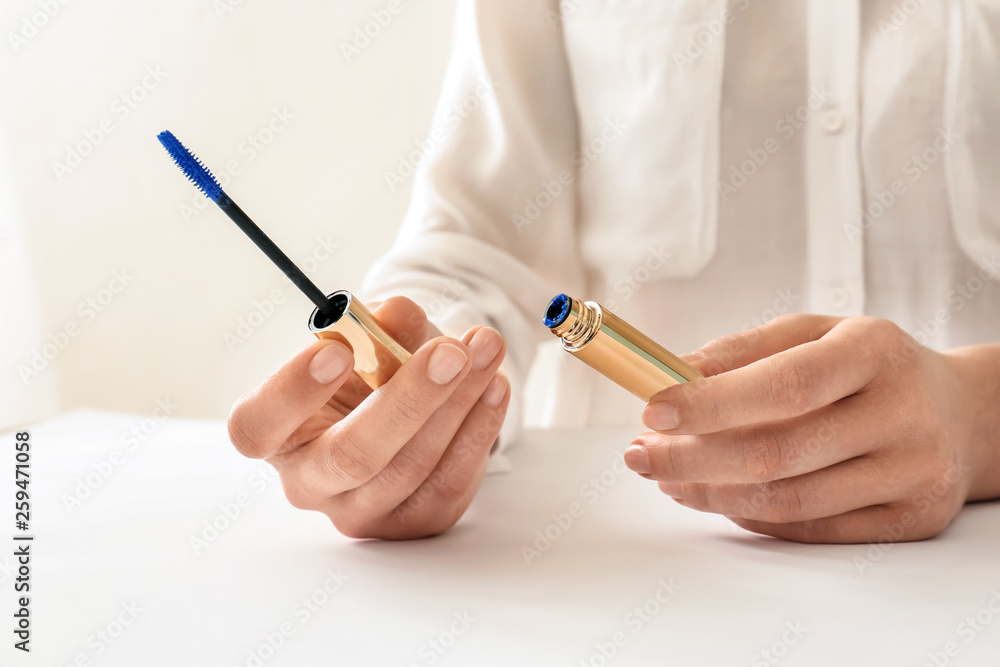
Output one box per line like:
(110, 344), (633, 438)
(625, 314), (1000, 543)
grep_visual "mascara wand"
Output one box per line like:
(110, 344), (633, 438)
(157, 130), (338, 319)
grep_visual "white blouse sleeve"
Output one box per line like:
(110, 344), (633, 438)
(360, 0), (587, 455)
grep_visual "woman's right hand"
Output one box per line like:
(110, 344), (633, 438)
(227, 296), (510, 539)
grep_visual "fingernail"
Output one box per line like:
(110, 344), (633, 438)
(309, 344), (352, 384)
(624, 445), (651, 475)
(427, 343), (468, 385)
(659, 481), (684, 499)
(468, 327), (502, 370)
(644, 402), (679, 431)
(481, 373), (508, 407)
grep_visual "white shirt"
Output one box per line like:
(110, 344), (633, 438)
(362, 0), (1000, 449)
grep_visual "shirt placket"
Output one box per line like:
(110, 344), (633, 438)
(806, 0), (865, 316)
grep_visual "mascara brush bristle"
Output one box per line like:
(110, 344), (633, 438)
(157, 130), (224, 202)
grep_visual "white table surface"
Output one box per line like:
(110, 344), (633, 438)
(4, 409), (1000, 666)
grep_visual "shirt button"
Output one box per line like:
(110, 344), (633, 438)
(822, 109), (845, 134)
(828, 286), (850, 310)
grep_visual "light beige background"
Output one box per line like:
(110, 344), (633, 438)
(0, 0), (468, 429)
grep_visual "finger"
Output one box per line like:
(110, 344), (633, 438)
(227, 339), (355, 459)
(680, 314), (842, 377)
(629, 394), (886, 484)
(328, 297), (433, 412)
(342, 326), (506, 516)
(278, 335), (473, 503)
(369, 296), (431, 353)
(658, 452), (923, 524)
(728, 503), (954, 544)
(644, 321), (879, 435)
(382, 373), (510, 539)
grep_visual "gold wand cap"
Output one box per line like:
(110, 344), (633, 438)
(308, 290), (411, 390)
(544, 294), (701, 401)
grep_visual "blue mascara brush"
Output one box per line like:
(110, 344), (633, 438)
(157, 130), (338, 319)
(156, 130), (411, 389)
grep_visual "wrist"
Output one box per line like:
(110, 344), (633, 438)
(943, 343), (1000, 501)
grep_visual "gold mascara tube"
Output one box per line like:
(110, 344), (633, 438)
(308, 290), (411, 390)
(544, 294), (701, 401)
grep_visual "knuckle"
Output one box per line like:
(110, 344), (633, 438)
(648, 435), (691, 479)
(702, 332), (744, 355)
(772, 312), (807, 327)
(441, 495), (474, 528)
(856, 317), (907, 362)
(324, 442), (382, 486)
(227, 402), (271, 459)
(861, 316), (903, 344)
(685, 375), (729, 427)
(387, 390), (430, 431)
(916, 501), (957, 539)
(428, 468), (466, 505)
(767, 356), (817, 414)
(741, 428), (789, 481)
(444, 388), (475, 415)
(330, 513), (379, 540)
(412, 460), (466, 506)
(760, 482), (805, 523)
(281, 475), (323, 511)
(700, 332), (750, 372)
(383, 447), (436, 488)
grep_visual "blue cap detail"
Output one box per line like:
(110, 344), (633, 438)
(157, 130), (224, 202)
(543, 294), (571, 328)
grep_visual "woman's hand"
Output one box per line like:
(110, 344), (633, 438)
(625, 314), (1000, 543)
(227, 297), (510, 539)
